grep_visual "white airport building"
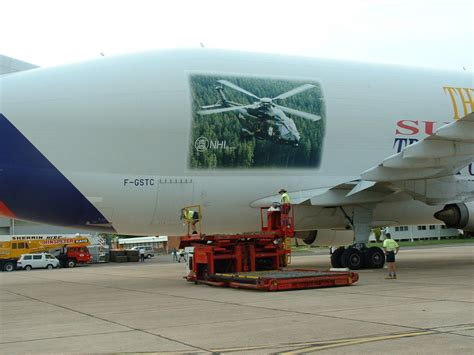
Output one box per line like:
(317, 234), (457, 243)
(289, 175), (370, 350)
(371, 224), (460, 242)
(118, 236), (168, 250)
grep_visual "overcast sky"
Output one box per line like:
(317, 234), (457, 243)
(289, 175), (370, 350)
(2, 0), (473, 70)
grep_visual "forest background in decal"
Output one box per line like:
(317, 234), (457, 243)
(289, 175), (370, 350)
(189, 74), (326, 169)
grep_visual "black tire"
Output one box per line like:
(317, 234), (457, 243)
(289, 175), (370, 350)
(24, 265), (32, 271)
(330, 247), (345, 268)
(46, 264), (54, 270)
(198, 265), (209, 280)
(341, 247), (364, 270)
(147, 254), (152, 259)
(67, 259), (76, 268)
(3, 262), (15, 272)
(364, 247), (385, 269)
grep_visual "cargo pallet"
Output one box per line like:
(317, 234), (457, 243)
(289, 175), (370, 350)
(180, 207), (359, 291)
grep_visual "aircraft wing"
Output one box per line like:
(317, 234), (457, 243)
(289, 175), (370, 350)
(361, 112), (474, 182)
(332, 112), (474, 206)
(251, 113), (474, 208)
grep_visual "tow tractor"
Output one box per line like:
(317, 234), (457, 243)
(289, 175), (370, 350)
(180, 205), (358, 291)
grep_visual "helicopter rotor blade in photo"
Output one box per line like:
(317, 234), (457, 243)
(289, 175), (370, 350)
(274, 104), (322, 121)
(197, 104), (256, 116)
(217, 80), (261, 100)
(272, 83), (317, 101)
(204, 80), (321, 121)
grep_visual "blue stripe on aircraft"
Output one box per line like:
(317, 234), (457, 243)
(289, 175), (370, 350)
(0, 113), (114, 231)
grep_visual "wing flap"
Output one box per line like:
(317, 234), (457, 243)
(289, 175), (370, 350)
(434, 119), (474, 142)
(402, 140), (473, 159)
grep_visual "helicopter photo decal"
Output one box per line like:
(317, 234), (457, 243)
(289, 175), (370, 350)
(189, 73), (326, 169)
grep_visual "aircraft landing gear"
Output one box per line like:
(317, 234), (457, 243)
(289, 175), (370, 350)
(331, 245), (385, 270)
(364, 246), (385, 268)
(330, 247), (345, 268)
(341, 247), (364, 269)
(331, 205), (386, 270)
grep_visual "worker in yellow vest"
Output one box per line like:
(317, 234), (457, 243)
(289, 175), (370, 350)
(383, 233), (400, 279)
(181, 207), (200, 235)
(279, 189), (291, 213)
(278, 189), (292, 230)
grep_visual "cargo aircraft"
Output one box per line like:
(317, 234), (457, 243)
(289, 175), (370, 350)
(0, 49), (473, 269)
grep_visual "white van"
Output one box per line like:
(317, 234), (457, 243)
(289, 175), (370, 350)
(17, 253), (60, 270)
(130, 246), (155, 258)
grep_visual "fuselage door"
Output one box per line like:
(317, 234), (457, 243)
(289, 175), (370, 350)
(152, 177), (194, 232)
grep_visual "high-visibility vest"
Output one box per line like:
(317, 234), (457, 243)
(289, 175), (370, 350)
(281, 192), (291, 204)
(383, 239), (399, 251)
(186, 210), (195, 220)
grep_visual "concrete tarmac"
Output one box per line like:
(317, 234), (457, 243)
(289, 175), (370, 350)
(0, 244), (473, 354)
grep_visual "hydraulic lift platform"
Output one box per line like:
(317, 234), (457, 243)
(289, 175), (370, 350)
(191, 269), (358, 292)
(180, 206), (359, 291)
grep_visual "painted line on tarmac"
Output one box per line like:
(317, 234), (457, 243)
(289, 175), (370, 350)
(280, 330), (436, 354)
(210, 330), (436, 353)
(211, 323), (474, 353)
(287, 324), (473, 352)
(211, 336), (369, 353)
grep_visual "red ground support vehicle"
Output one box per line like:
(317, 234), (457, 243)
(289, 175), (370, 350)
(180, 207), (359, 291)
(56, 246), (92, 268)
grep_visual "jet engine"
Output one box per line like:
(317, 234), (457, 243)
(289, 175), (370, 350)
(295, 229), (354, 246)
(296, 231), (318, 245)
(434, 202), (474, 232)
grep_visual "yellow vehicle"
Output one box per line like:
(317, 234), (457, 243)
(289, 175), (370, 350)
(0, 234), (91, 271)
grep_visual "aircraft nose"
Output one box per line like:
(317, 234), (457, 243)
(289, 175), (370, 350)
(0, 113), (113, 230)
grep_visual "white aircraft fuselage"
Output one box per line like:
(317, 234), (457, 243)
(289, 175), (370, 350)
(0, 49), (472, 243)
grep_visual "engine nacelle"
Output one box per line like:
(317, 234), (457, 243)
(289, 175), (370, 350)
(434, 202), (474, 232)
(295, 229), (354, 247)
(295, 231), (318, 245)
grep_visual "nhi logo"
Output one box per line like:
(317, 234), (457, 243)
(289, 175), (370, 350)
(194, 136), (209, 152)
(194, 136), (234, 152)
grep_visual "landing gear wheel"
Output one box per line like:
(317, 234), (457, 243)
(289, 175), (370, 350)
(341, 247), (364, 270)
(67, 259), (76, 268)
(330, 247), (345, 268)
(364, 247), (385, 269)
